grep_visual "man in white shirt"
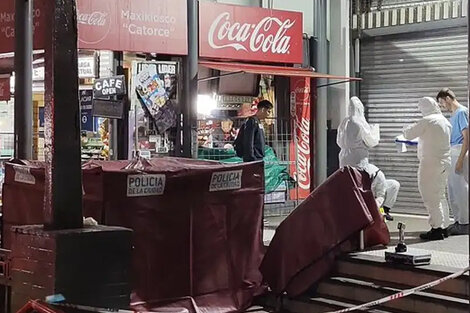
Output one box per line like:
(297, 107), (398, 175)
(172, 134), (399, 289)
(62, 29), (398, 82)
(437, 88), (469, 236)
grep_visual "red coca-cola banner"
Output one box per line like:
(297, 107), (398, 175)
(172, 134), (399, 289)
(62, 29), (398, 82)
(0, 0), (188, 55)
(199, 2), (303, 64)
(0, 75), (11, 101)
(77, 0), (187, 54)
(289, 77), (311, 199)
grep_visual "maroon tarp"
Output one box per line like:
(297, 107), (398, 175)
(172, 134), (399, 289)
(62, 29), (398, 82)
(2, 160), (100, 248)
(2, 158), (265, 313)
(2, 160), (46, 249)
(2, 160), (390, 310)
(260, 166), (389, 296)
(82, 158), (265, 313)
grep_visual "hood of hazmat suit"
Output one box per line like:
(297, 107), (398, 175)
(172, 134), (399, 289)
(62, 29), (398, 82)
(337, 97), (380, 168)
(403, 97), (451, 161)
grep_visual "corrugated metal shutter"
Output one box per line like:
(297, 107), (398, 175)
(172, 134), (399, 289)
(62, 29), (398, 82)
(360, 26), (468, 214)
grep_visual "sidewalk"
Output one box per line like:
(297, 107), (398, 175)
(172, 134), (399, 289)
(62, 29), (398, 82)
(263, 213), (469, 269)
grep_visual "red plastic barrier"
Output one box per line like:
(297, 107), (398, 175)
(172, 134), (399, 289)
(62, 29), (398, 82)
(260, 166), (389, 296)
(16, 300), (65, 313)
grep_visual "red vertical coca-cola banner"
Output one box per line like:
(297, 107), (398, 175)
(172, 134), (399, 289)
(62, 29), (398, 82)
(289, 77), (311, 199)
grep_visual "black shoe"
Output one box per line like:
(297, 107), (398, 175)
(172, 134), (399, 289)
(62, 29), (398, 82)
(446, 222), (468, 236)
(449, 223), (469, 236)
(443, 228), (449, 238)
(419, 228), (446, 241)
(444, 222), (458, 236)
(383, 206), (394, 221)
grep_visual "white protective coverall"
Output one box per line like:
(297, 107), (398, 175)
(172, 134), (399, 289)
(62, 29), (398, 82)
(403, 97), (452, 229)
(337, 97), (380, 168)
(363, 163), (400, 210)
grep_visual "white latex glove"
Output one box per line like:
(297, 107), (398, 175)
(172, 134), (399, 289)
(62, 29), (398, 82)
(370, 124), (380, 141)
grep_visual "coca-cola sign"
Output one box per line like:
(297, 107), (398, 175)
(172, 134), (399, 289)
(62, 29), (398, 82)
(200, 2), (303, 64)
(77, 6), (111, 45)
(289, 77), (311, 199)
(78, 12), (108, 26)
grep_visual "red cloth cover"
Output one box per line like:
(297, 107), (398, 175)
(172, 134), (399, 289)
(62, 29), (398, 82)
(2, 160), (102, 248)
(260, 166), (389, 296)
(2, 160), (46, 248)
(82, 158), (265, 313)
(3, 158), (265, 313)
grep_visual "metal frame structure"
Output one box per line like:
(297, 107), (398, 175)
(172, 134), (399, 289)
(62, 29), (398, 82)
(196, 116), (302, 215)
(14, 0), (33, 160)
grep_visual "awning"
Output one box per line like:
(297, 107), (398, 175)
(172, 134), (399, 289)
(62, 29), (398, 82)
(0, 51), (45, 74)
(199, 60), (361, 82)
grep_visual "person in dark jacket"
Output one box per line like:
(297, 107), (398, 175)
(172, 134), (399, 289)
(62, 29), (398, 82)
(235, 100), (273, 162)
(234, 100), (273, 226)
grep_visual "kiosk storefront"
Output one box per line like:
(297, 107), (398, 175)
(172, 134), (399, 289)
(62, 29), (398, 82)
(0, 0), (189, 160)
(196, 2), (360, 211)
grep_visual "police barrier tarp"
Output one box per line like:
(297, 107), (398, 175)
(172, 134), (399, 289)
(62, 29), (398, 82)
(2, 160), (48, 249)
(260, 166), (390, 296)
(3, 158), (265, 313)
(83, 158), (266, 313)
(2, 160), (103, 248)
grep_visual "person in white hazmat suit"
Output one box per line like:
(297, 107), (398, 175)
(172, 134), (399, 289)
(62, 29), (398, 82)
(403, 97), (452, 241)
(361, 163), (400, 221)
(337, 97), (380, 168)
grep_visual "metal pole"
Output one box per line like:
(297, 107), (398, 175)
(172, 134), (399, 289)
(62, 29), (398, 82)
(43, 0), (83, 229)
(114, 52), (129, 160)
(182, 0), (198, 158)
(14, 0), (33, 160)
(111, 120), (117, 160)
(354, 0), (362, 97)
(354, 38), (361, 97)
(314, 0), (328, 185)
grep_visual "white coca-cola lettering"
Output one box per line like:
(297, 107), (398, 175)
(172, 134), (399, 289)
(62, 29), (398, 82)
(208, 12), (295, 54)
(295, 86), (310, 94)
(296, 117), (310, 190)
(77, 12), (108, 26)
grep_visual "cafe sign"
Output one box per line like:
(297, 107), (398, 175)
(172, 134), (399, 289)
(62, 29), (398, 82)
(93, 75), (126, 98)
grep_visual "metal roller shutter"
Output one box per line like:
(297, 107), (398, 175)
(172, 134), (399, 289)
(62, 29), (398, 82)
(360, 26), (468, 214)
